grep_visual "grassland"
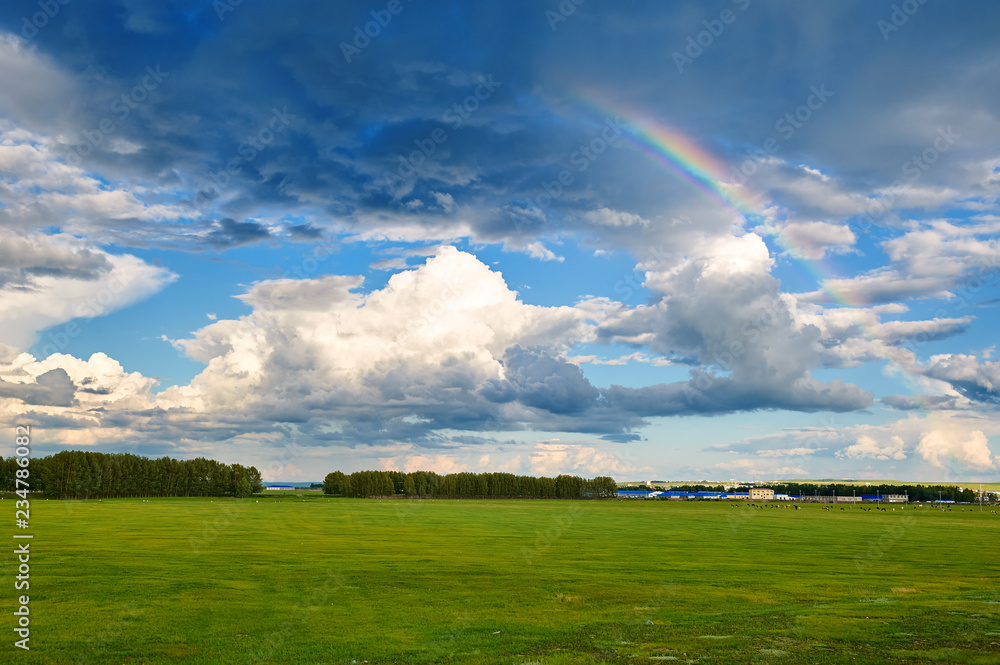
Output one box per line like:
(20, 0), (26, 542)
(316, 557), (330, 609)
(4, 496), (999, 664)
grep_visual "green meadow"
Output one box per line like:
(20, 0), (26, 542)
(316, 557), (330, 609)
(4, 496), (1000, 664)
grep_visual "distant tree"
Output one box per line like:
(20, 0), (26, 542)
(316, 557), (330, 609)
(387, 470), (406, 495)
(404, 475), (417, 496)
(324, 471), (345, 495)
(236, 477), (253, 498)
(246, 466), (264, 493)
(340, 474), (354, 498)
(587, 476), (618, 498)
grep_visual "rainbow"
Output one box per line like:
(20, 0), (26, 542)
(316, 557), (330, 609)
(621, 117), (765, 221)
(567, 93), (934, 405)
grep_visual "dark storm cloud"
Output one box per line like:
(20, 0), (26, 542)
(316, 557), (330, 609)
(482, 346), (600, 415)
(286, 222), (324, 240)
(1, 0), (991, 255)
(0, 232), (112, 288)
(203, 218), (271, 248)
(916, 355), (1000, 406)
(0, 368), (77, 406)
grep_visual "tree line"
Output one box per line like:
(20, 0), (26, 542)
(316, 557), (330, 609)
(323, 470), (619, 499)
(0, 450), (263, 499)
(770, 482), (976, 503)
(645, 482), (978, 502)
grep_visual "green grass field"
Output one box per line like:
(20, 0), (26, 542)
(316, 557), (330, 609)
(4, 496), (999, 664)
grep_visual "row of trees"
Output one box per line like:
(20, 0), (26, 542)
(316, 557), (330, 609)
(0, 451), (263, 499)
(642, 482), (978, 503)
(616, 481), (978, 502)
(323, 470), (619, 498)
(771, 482), (977, 503)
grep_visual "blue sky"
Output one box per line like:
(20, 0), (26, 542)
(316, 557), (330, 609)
(0, 0), (998, 482)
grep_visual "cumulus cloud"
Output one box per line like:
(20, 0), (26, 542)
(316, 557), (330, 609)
(157, 247), (593, 436)
(921, 354), (1000, 404)
(0, 368), (76, 407)
(482, 346), (600, 415)
(718, 411), (1000, 479)
(796, 219), (1000, 306)
(524, 241), (564, 262)
(776, 220), (856, 260)
(528, 440), (646, 477)
(795, 269), (955, 305)
(600, 233), (873, 414)
(707, 458), (809, 479)
(0, 127), (185, 240)
(0, 232), (177, 350)
(0, 243), (883, 456)
(916, 428), (996, 471)
(837, 435), (907, 461)
(785, 298), (974, 369)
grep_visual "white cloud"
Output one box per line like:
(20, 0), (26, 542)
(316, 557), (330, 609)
(707, 458), (809, 478)
(600, 233), (873, 414)
(583, 208), (648, 228)
(757, 447), (824, 458)
(916, 428), (996, 471)
(795, 268), (955, 305)
(377, 453), (472, 474)
(524, 241), (564, 262)
(529, 440), (647, 477)
(0, 35), (79, 134)
(157, 247), (591, 419)
(837, 435), (907, 461)
(921, 353), (1000, 402)
(432, 191), (455, 212)
(0, 231), (177, 350)
(776, 220), (856, 260)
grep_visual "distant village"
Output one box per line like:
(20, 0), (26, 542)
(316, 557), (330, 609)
(615, 481), (998, 504)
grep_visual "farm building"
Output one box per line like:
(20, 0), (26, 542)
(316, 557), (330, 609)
(264, 485), (294, 490)
(617, 490), (662, 499)
(860, 494), (908, 503)
(749, 488), (775, 501)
